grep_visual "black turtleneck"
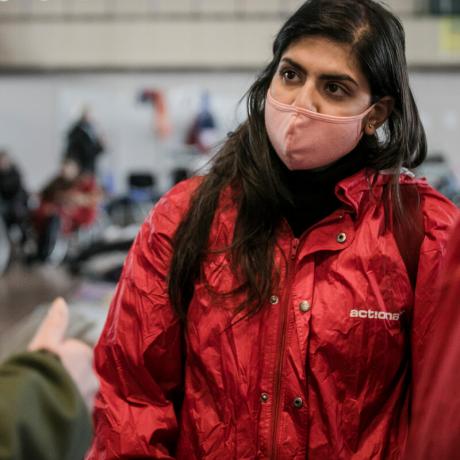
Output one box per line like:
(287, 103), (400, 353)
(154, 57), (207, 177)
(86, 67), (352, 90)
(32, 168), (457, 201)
(277, 148), (368, 237)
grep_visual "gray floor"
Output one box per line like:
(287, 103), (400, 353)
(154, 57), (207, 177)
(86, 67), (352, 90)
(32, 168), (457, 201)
(0, 262), (79, 334)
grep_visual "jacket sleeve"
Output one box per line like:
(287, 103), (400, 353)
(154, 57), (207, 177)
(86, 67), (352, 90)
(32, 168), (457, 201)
(411, 187), (459, 393)
(406, 217), (460, 459)
(86, 193), (185, 459)
(0, 350), (92, 460)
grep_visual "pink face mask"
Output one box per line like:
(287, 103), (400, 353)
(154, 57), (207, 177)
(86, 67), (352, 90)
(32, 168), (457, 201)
(264, 91), (374, 171)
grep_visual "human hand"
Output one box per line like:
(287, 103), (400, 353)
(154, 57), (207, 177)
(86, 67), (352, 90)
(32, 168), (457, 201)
(28, 297), (99, 410)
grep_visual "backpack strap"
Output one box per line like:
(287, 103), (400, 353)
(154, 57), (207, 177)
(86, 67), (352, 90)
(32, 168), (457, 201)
(392, 184), (425, 289)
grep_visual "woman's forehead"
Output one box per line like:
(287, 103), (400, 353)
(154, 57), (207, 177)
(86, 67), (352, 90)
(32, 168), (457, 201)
(281, 36), (369, 86)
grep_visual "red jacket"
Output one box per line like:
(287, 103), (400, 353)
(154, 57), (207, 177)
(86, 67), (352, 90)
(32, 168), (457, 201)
(87, 169), (458, 459)
(406, 216), (460, 459)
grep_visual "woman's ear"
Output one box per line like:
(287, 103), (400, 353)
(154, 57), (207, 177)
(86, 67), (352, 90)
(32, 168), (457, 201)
(364, 96), (394, 135)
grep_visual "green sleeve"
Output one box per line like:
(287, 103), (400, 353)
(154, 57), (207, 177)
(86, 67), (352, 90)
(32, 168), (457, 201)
(0, 350), (92, 460)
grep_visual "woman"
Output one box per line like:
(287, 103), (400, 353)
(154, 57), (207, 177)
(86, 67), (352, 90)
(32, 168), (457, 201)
(88, 1), (459, 458)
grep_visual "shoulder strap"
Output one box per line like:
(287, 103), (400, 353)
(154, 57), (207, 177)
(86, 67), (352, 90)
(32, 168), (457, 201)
(393, 184), (425, 289)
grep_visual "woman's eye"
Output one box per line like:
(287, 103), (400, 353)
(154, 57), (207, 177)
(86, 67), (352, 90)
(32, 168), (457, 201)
(326, 83), (347, 96)
(281, 69), (299, 82)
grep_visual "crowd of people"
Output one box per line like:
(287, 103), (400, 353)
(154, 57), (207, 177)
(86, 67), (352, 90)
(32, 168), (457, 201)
(1, 0), (460, 458)
(0, 108), (184, 270)
(0, 109), (106, 266)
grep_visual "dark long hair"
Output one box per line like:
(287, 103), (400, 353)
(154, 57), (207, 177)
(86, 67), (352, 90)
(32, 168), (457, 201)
(169, 0), (427, 320)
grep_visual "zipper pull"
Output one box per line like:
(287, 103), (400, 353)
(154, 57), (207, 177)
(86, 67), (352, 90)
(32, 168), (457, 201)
(291, 238), (299, 259)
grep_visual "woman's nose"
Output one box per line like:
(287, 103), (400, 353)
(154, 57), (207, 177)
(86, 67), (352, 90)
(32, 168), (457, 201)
(293, 83), (319, 112)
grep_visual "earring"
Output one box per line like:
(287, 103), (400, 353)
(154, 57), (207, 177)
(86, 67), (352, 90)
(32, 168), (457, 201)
(368, 122), (374, 129)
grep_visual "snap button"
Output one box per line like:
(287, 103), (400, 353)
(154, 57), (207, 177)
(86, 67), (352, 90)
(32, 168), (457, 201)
(269, 295), (279, 305)
(299, 300), (311, 313)
(336, 232), (347, 244)
(293, 397), (304, 408)
(260, 393), (269, 403)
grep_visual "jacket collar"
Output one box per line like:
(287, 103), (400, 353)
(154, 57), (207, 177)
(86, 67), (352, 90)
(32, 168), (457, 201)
(335, 168), (418, 216)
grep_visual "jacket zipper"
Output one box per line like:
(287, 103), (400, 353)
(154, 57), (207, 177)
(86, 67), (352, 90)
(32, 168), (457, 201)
(269, 237), (299, 459)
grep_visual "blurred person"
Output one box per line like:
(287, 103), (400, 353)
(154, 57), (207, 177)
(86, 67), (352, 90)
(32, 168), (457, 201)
(139, 89), (172, 138)
(405, 217), (460, 460)
(34, 158), (103, 261)
(65, 108), (105, 175)
(0, 297), (98, 460)
(185, 92), (218, 153)
(88, 1), (459, 459)
(0, 150), (29, 243)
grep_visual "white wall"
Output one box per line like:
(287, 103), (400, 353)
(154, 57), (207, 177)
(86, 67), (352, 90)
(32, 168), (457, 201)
(0, 72), (254, 192)
(411, 71), (460, 172)
(0, 70), (459, 194)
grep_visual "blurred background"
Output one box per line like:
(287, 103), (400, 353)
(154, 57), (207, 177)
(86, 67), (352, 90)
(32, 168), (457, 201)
(1, 0), (460, 357)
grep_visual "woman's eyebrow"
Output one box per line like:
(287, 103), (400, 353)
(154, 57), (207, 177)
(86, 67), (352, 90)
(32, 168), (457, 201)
(319, 73), (359, 87)
(279, 57), (305, 73)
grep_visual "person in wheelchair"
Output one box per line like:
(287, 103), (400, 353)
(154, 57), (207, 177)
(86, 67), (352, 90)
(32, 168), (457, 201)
(0, 150), (29, 243)
(33, 158), (103, 262)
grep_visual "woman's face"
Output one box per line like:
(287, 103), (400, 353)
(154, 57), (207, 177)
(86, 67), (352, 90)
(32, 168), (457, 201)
(62, 160), (80, 180)
(270, 36), (373, 117)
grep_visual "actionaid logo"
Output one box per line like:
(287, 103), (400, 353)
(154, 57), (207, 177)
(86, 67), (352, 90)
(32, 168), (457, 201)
(350, 309), (401, 321)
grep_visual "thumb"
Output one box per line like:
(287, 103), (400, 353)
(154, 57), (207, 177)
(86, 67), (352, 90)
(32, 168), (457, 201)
(28, 297), (70, 352)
